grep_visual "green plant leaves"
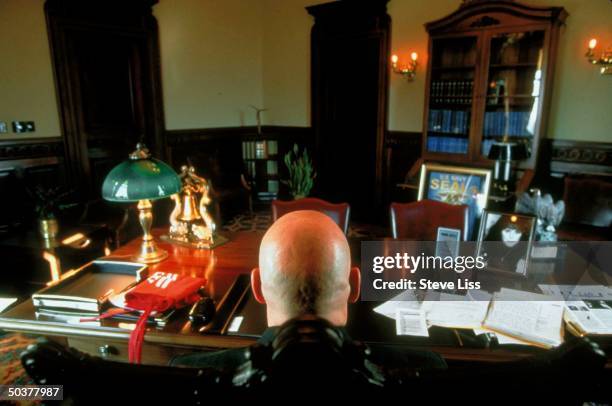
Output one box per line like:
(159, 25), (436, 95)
(283, 143), (316, 199)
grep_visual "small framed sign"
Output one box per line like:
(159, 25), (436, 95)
(435, 227), (461, 258)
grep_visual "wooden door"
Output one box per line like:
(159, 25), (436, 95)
(45, 0), (165, 199)
(308, 0), (390, 222)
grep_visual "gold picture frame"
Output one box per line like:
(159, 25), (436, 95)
(418, 163), (492, 238)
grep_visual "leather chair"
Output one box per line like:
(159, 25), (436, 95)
(271, 198), (350, 234)
(390, 200), (469, 240)
(20, 319), (610, 403)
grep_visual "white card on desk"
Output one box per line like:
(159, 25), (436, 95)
(0, 298), (17, 313)
(395, 308), (429, 337)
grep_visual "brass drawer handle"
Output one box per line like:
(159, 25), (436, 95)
(98, 344), (119, 357)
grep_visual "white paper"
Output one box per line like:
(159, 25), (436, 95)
(538, 284), (612, 301)
(484, 294), (564, 348)
(495, 332), (529, 345)
(228, 316), (244, 333)
(395, 308), (429, 337)
(498, 287), (555, 301)
(425, 294), (489, 329)
(0, 298), (17, 313)
(373, 290), (421, 320)
(584, 300), (612, 334)
(565, 301), (611, 334)
(473, 328), (526, 345)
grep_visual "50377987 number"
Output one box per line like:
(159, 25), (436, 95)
(0, 385), (63, 400)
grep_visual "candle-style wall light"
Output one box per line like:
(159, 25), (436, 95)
(391, 52), (418, 81)
(586, 38), (611, 75)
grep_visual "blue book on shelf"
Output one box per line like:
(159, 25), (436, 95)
(442, 110), (452, 132)
(460, 138), (467, 154)
(484, 112), (491, 136)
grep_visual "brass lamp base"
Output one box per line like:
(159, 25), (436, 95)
(133, 241), (168, 264)
(133, 199), (168, 264)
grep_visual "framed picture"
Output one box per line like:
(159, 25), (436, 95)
(476, 210), (536, 276)
(418, 163), (492, 237)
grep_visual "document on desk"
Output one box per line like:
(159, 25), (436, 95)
(425, 293), (490, 329)
(373, 290), (421, 319)
(565, 300), (612, 335)
(396, 308), (429, 337)
(538, 284), (612, 301)
(482, 290), (564, 348)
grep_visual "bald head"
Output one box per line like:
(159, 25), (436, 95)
(251, 210), (360, 326)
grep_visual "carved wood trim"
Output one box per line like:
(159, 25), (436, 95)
(426, 1), (567, 34)
(0, 138), (63, 161)
(469, 15), (500, 27)
(546, 139), (612, 176)
(165, 126), (313, 146)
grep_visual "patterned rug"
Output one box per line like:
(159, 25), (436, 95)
(221, 210), (387, 238)
(0, 333), (35, 387)
(222, 211), (272, 232)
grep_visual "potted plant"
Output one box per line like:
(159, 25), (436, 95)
(28, 186), (76, 240)
(282, 144), (316, 200)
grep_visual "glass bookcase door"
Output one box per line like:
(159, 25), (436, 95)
(426, 36), (477, 156)
(480, 30), (545, 158)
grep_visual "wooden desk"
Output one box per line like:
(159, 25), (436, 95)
(0, 230), (262, 364)
(1, 230), (609, 367)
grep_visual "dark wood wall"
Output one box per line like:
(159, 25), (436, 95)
(0, 138), (65, 231)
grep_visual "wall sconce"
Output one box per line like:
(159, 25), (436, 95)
(391, 52), (418, 81)
(586, 38), (611, 75)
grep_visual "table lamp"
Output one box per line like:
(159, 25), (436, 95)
(102, 143), (181, 263)
(487, 139), (528, 197)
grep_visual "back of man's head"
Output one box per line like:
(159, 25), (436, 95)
(251, 210), (360, 326)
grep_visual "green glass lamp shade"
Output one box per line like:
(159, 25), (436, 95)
(102, 149), (181, 202)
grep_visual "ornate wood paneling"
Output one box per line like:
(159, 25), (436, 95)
(0, 138), (63, 162)
(548, 140), (612, 175)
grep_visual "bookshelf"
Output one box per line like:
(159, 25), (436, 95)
(242, 139), (280, 202)
(422, 1), (567, 170)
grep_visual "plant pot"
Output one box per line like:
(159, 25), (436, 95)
(293, 194), (306, 200)
(39, 218), (59, 240)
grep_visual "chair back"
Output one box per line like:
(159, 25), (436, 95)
(272, 198), (350, 234)
(390, 200), (469, 240)
(20, 328), (609, 403)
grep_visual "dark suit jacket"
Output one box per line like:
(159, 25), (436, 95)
(170, 327), (447, 371)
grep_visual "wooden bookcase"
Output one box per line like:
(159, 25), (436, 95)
(242, 139), (281, 202)
(421, 0), (567, 171)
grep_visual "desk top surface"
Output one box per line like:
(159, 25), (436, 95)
(1, 229), (610, 364)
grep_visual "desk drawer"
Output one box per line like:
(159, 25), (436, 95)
(67, 337), (196, 365)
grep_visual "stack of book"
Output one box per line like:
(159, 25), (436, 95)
(427, 136), (469, 154)
(430, 80), (473, 105)
(241, 140), (278, 160)
(483, 111), (531, 137)
(428, 109), (470, 134)
(31, 260), (172, 327)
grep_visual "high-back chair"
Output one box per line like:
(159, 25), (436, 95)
(20, 325), (608, 403)
(390, 200), (469, 240)
(272, 198), (351, 234)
